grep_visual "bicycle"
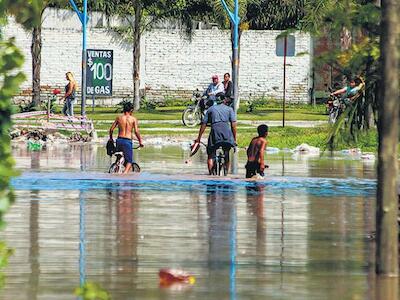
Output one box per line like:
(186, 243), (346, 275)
(211, 146), (229, 176)
(108, 143), (141, 174)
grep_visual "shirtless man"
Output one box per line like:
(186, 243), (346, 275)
(245, 124), (268, 178)
(109, 102), (144, 174)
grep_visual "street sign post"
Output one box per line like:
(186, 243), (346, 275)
(86, 49), (113, 97)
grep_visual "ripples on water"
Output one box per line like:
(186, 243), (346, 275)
(1, 145), (398, 300)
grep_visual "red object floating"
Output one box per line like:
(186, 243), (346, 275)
(159, 268), (195, 285)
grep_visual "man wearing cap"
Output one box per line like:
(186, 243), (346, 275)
(204, 75), (225, 103)
(194, 97), (237, 175)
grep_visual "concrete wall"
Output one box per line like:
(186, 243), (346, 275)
(3, 8), (312, 106)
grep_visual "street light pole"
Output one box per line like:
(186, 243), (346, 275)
(221, 0), (240, 113)
(81, 0), (87, 117)
(69, 0), (88, 117)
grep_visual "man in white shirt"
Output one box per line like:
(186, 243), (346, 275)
(204, 75), (225, 102)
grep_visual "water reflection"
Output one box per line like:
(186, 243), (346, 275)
(245, 184), (266, 264)
(28, 192), (39, 300)
(206, 184), (237, 300)
(79, 191), (86, 287)
(2, 145), (392, 300)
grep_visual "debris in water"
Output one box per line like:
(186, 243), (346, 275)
(294, 143), (320, 154)
(159, 268), (195, 286)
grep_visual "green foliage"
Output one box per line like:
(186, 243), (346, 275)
(139, 97), (156, 111)
(239, 125), (378, 151)
(74, 282), (111, 300)
(19, 101), (38, 113)
(300, 0), (382, 146)
(0, 242), (13, 288)
(0, 38), (25, 229)
(242, 95), (270, 112)
(0, 0), (41, 290)
(115, 98), (132, 113)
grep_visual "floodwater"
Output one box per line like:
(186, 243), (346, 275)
(1, 143), (399, 300)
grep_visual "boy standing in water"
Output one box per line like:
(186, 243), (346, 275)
(245, 124), (268, 178)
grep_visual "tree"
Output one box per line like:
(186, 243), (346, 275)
(0, 0), (41, 286)
(30, 1), (63, 107)
(376, 0), (399, 276)
(205, 0), (305, 111)
(98, 0), (192, 110)
(300, 0), (381, 148)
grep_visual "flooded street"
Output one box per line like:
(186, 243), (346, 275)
(1, 144), (398, 299)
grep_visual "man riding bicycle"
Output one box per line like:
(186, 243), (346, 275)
(194, 96), (237, 175)
(109, 102), (144, 174)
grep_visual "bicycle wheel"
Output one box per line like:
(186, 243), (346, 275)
(108, 162), (120, 174)
(211, 159), (217, 175)
(132, 163), (141, 172)
(218, 158), (223, 176)
(182, 107), (200, 127)
(329, 109), (338, 124)
(222, 161), (228, 176)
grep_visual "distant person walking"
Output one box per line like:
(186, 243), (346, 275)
(62, 72), (77, 117)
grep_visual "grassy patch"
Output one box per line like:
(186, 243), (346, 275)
(18, 103), (326, 122)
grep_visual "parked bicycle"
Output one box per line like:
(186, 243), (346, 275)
(108, 143), (141, 174)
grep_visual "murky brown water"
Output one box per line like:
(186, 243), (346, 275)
(1, 144), (398, 300)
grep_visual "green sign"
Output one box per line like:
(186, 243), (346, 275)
(86, 49), (113, 96)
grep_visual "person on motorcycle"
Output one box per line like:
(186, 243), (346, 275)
(194, 96), (237, 175)
(204, 75), (225, 105)
(330, 77), (364, 105)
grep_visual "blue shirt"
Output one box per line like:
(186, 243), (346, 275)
(202, 104), (236, 125)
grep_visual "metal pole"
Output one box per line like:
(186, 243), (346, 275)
(79, 191), (86, 287)
(220, 0), (240, 113)
(81, 0), (87, 117)
(232, 0), (239, 113)
(283, 36), (287, 128)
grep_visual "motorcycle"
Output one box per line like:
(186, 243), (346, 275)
(326, 94), (345, 124)
(182, 90), (209, 127)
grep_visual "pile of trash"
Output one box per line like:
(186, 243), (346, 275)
(69, 132), (91, 143)
(10, 129), (91, 145)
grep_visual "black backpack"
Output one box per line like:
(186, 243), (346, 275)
(106, 139), (116, 156)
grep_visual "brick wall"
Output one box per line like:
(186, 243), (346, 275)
(4, 8), (312, 106)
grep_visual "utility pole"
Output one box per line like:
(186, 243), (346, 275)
(69, 0), (88, 117)
(376, 0), (399, 276)
(220, 0), (240, 113)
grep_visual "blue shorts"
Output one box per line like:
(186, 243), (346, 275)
(116, 137), (133, 164)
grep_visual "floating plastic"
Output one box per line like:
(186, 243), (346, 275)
(159, 268), (195, 285)
(293, 143), (320, 154)
(341, 148), (361, 155)
(27, 140), (43, 151)
(360, 153), (375, 160)
(266, 147), (280, 153)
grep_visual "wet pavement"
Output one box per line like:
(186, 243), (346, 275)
(1, 144), (398, 300)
